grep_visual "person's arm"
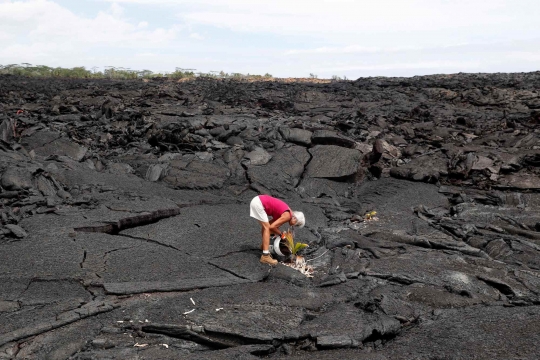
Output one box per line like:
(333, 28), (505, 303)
(269, 211), (291, 236)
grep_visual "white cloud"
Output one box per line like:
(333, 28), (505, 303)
(314, 60), (483, 73)
(508, 51), (540, 62)
(1, 0), (540, 77)
(0, 0), (184, 67)
(135, 52), (157, 57)
(278, 37), (540, 78)
(0, 31), (11, 40)
(105, 0), (531, 38)
(109, 2), (124, 16)
(286, 45), (421, 55)
(189, 32), (204, 40)
(100, 0), (179, 3)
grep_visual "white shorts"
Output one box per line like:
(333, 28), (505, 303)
(250, 196), (269, 223)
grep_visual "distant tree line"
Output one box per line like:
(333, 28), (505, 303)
(0, 63), (276, 80)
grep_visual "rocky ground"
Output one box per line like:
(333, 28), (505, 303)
(0, 72), (539, 359)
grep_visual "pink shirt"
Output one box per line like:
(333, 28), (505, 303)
(259, 195), (291, 220)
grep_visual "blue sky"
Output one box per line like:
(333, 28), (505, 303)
(0, 0), (539, 78)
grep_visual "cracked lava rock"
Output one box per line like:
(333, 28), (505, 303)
(0, 73), (540, 359)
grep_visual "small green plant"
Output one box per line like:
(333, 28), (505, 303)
(364, 211), (377, 220)
(282, 229), (308, 256)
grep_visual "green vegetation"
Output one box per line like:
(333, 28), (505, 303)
(0, 63), (350, 81)
(282, 229), (308, 256)
(0, 63), (275, 80)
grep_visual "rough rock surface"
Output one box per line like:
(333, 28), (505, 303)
(0, 73), (539, 359)
(306, 145), (362, 180)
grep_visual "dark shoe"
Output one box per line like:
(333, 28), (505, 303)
(260, 254), (278, 266)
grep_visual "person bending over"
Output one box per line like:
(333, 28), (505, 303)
(249, 194), (305, 265)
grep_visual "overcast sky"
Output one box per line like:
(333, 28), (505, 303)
(1, 0), (539, 78)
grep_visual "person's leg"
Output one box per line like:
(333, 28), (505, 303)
(259, 220), (277, 265)
(261, 218), (276, 250)
(250, 198), (276, 265)
(259, 221), (271, 252)
(260, 224), (264, 250)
